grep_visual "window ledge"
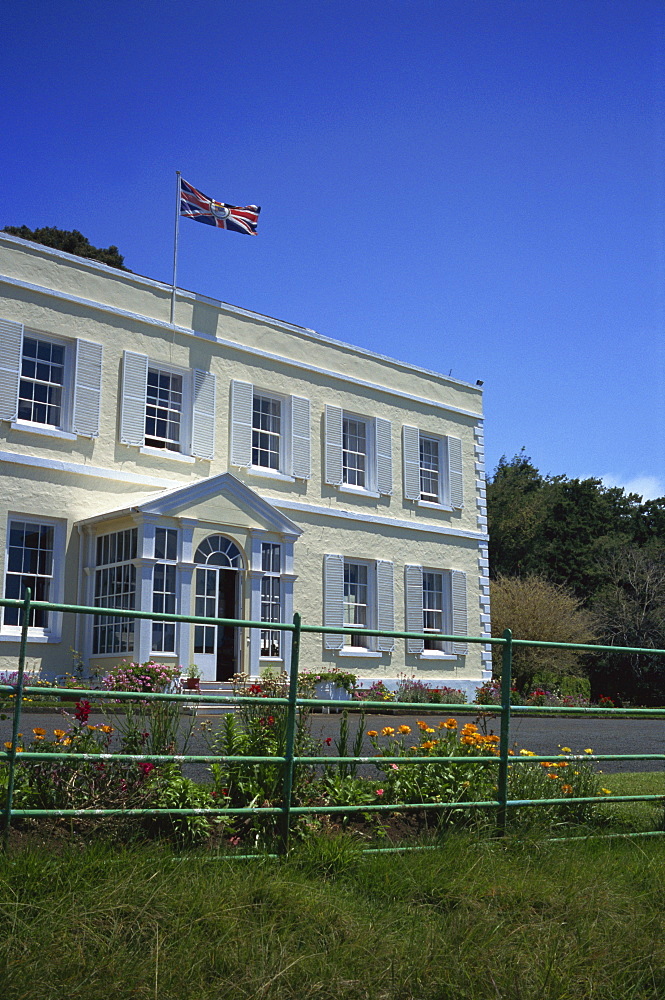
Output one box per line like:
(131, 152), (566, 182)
(418, 652), (458, 661)
(0, 632), (61, 644)
(337, 486), (381, 499)
(417, 499), (453, 512)
(139, 447), (196, 464)
(10, 421), (77, 441)
(337, 649), (382, 658)
(247, 467), (296, 483)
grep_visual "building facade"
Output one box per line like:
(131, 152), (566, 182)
(0, 232), (491, 694)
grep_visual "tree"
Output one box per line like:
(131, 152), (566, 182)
(590, 546), (665, 704)
(490, 574), (597, 694)
(3, 226), (128, 270)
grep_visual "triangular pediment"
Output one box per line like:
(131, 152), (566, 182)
(78, 472), (302, 538)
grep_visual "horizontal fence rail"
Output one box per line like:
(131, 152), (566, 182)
(1, 590), (665, 853)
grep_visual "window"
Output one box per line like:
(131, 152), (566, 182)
(18, 336), (66, 428)
(419, 435), (440, 503)
(145, 369), (183, 452)
(324, 555), (394, 653)
(92, 528), (137, 655)
(260, 542), (282, 657)
(2, 519), (55, 632)
(402, 426), (463, 507)
(253, 394), (281, 471)
(230, 380), (311, 479)
(343, 417), (367, 488)
(120, 352), (216, 460)
(324, 405), (392, 495)
(404, 565), (468, 656)
(152, 527), (178, 653)
(0, 318), (103, 437)
(422, 571), (450, 651)
(343, 561), (369, 647)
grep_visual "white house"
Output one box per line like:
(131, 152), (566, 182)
(0, 231), (491, 694)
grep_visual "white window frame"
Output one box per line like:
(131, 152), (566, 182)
(142, 362), (192, 457)
(259, 541), (282, 659)
(151, 526), (179, 654)
(405, 564), (467, 660)
(251, 390), (290, 477)
(342, 414), (373, 493)
(342, 559), (374, 651)
(1, 514), (66, 642)
(91, 527), (138, 657)
(421, 570), (453, 655)
(324, 555), (393, 657)
(419, 433), (449, 506)
(15, 332), (72, 434)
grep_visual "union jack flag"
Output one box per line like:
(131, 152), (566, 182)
(179, 177), (260, 235)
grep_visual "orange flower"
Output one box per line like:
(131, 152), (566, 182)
(561, 784), (573, 794)
(32, 727), (46, 736)
(421, 740), (436, 750)
(547, 773), (559, 779)
(53, 729), (66, 738)
(460, 735), (476, 745)
(100, 725), (113, 734)
(416, 721), (428, 730)
(381, 727), (395, 737)
(367, 730), (378, 737)
(441, 718), (458, 730)
(541, 761), (553, 768)
(461, 723), (478, 735)
(398, 725), (411, 735)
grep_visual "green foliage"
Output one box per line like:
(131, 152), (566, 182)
(3, 225), (128, 269)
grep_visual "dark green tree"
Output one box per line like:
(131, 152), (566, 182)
(3, 226), (128, 270)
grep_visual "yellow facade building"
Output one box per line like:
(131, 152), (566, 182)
(0, 232), (491, 694)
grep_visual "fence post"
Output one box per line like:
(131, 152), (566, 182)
(280, 612), (301, 854)
(2, 587), (32, 850)
(496, 628), (512, 836)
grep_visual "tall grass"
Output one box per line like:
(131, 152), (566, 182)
(2, 831), (665, 998)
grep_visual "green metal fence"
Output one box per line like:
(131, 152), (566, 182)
(2, 588), (665, 854)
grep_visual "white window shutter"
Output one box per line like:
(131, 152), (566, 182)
(451, 569), (468, 654)
(72, 339), (103, 437)
(323, 553), (344, 649)
(230, 379), (253, 467)
(448, 436), (464, 508)
(375, 417), (393, 495)
(402, 424), (421, 501)
(405, 564), (424, 654)
(120, 351), (148, 446)
(191, 369), (216, 459)
(291, 394), (311, 479)
(0, 317), (23, 422)
(324, 404), (343, 485)
(376, 559), (395, 652)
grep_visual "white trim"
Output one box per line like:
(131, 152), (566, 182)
(0, 272), (483, 421)
(273, 497), (487, 540)
(139, 446), (196, 464)
(0, 449), (176, 488)
(10, 421), (77, 441)
(247, 467), (296, 483)
(337, 649), (382, 658)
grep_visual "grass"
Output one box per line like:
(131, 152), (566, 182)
(2, 831), (665, 998)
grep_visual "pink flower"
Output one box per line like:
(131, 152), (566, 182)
(389, 764), (399, 771)
(376, 788), (384, 796)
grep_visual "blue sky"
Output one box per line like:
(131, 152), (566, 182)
(2, 0), (663, 497)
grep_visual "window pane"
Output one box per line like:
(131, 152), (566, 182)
(342, 417), (367, 487)
(420, 436), (440, 501)
(252, 395), (281, 470)
(145, 369), (182, 451)
(3, 520), (55, 629)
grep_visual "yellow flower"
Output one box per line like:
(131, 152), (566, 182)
(53, 729), (66, 738)
(381, 727), (395, 737)
(460, 735), (476, 745)
(421, 740), (436, 750)
(519, 749), (536, 756)
(4, 741), (13, 750)
(441, 718), (458, 729)
(398, 725), (411, 735)
(32, 727), (46, 736)
(416, 721), (428, 730)
(560, 747), (572, 753)
(584, 748), (594, 754)
(62, 738), (72, 746)
(461, 723), (478, 735)
(424, 727), (436, 734)
(367, 730), (378, 737)
(601, 788), (612, 795)
(86, 724), (98, 731)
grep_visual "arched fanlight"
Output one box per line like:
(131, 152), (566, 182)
(193, 535), (243, 569)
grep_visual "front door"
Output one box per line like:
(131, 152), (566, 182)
(193, 567), (239, 681)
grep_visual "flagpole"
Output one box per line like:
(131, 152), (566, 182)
(170, 171), (181, 325)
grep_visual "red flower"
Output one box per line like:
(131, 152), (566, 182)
(75, 700), (90, 724)
(138, 761), (155, 775)
(325, 737), (332, 746)
(248, 683), (262, 695)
